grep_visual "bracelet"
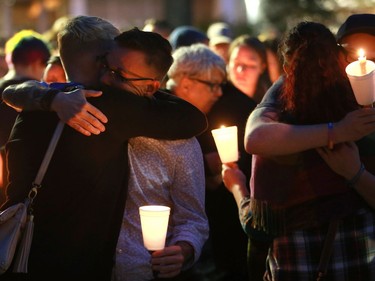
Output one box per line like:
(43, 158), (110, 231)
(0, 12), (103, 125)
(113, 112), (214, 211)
(346, 163), (365, 188)
(327, 122), (334, 150)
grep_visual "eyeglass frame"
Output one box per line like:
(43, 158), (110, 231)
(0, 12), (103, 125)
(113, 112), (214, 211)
(97, 54), (156, 84)
(190, 78), (226, 92)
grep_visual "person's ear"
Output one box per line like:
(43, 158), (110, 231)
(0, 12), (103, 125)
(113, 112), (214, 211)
(145, 81), (160, 94)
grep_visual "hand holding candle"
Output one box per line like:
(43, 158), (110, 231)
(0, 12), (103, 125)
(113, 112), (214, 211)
(211, 125), (239, 163)
(139, 205), (170, 251)
(345, 48), (375, 107)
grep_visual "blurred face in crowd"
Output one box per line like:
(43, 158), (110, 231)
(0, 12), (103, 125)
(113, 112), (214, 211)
(338, 33), (375, 69)
(176, 68), (225, 114)
(209, 42), (230, 64)
(100, 44), (159, 96)
(43, 62), (67, 83)
(228, 45), (266, 96)
(266, 48), (282, 83)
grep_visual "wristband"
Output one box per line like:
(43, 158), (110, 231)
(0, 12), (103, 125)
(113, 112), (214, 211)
(346, 163), (365, 188)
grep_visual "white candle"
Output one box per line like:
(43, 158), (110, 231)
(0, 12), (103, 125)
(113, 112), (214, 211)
(211, 125), (238, 163)
(346, 55), (375, 107)
(358, 49), (367, 75)
(139, 205), (170, 251)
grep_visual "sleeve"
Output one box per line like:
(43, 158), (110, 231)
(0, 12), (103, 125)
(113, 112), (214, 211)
(239, 197), (274, 242)
(2, 80), (60, 112)
(153, 90), (208, 138)
(102, 88), (208, 140)
(256, 75), (284, 111)
(167, 138), (209, 268)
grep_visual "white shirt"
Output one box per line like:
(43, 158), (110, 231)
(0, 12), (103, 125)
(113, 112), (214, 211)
(113, 137), (208, 281)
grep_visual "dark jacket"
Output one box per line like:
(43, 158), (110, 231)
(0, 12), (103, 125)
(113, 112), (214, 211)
(2, 85), (207, 281)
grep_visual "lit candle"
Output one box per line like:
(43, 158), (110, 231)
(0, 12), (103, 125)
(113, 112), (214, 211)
(139, 205), (170, 251)
(211, 125), (238, 163)
(346, 51), (375, 107)
(358, 48), (367, 75)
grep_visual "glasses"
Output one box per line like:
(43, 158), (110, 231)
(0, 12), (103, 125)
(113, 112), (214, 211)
(338, 44), (375, 64)
(190, 78), (226, 92)
(98, 54), (156, 83)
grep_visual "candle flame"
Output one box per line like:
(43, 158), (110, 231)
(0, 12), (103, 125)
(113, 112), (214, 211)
(358, 48), (365, 59)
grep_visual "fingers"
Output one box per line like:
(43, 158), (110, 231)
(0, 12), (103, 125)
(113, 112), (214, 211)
(67, 113), (105, 136)
(151, 247), (184, 277)
(82, 90), (103, 98)
(151, 256), (183, 278)
(85, 103), (108, 124)
(63, 100), (107, 136)
(66, 121), (92, 136)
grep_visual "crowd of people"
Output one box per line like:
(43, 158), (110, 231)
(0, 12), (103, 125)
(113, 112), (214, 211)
(0, 11), (374, 281)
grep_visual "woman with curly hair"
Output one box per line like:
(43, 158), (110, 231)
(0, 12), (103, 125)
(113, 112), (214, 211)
(222, 21), (375, 281)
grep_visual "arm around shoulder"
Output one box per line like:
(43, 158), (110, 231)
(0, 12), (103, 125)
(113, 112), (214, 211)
(2, 80), (60, 111)
(154, 91), (208, 137)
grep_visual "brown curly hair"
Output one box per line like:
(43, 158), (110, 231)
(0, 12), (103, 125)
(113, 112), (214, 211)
(279, 21), (358, 125)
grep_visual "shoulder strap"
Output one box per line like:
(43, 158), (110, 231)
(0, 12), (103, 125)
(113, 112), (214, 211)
(33, 121), (64, 186)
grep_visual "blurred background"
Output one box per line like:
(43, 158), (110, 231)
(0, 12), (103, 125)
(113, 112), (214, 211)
(1, 0), (374, 40)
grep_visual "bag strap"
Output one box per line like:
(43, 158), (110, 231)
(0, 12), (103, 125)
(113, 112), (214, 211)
(33, 121), (64, 185)
(27, 121), (64, 202)
(316, 219), (339, 281)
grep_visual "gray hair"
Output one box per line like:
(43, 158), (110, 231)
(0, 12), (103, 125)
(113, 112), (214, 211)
(166, 43), (226, 90)
(58, 15), (120, 43)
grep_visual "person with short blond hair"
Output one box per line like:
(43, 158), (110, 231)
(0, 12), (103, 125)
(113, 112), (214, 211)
(1, 16), (206, 281)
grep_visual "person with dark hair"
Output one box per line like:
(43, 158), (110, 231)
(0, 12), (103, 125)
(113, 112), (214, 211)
(169, 26), (209, 51)
(0, 31), (51, 204)
(1, 17), (206, 281)
(223, 21), (375, 280)
(10, 37), (50, 68)
(0, 30), (51, 147)
(226, 35), (272, 104)
(100, 27), (173, 96)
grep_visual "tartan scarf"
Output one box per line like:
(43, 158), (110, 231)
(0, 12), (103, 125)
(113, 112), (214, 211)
(250, 149), (367, 236)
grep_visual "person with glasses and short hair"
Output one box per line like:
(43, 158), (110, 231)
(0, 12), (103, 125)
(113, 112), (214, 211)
(100, 27), (173, 98)
(166, 43), (226, 114)
(194, 35), (272, 281)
